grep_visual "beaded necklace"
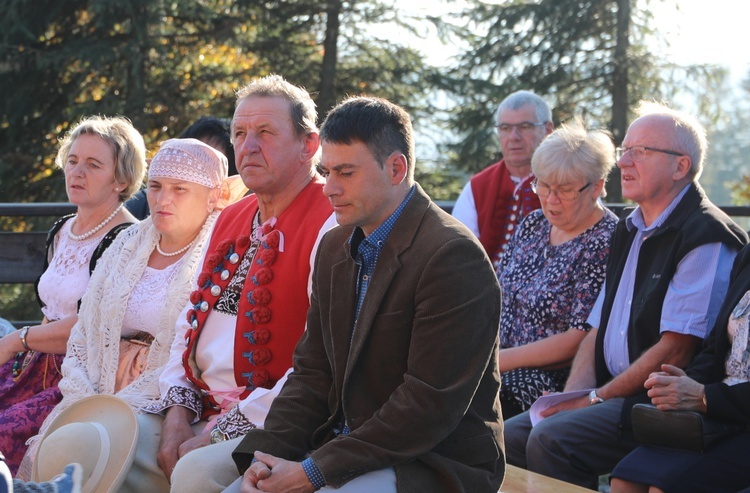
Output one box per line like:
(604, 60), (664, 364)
(68, 203), (124, 241)
(156, 235), (196, 257)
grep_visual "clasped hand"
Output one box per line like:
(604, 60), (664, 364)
(241, 451), (315, 493)
(645, 364), (705, 412)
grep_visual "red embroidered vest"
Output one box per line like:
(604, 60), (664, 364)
(182, 177), (332, 418)
(471, 159), (541, 263)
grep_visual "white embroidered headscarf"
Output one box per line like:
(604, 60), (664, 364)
(148, 138), (228, 189)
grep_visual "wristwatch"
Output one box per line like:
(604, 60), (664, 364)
(588, 389), (605, 405)
(210, 425), (228, 444)
(19, 326), (32, 351)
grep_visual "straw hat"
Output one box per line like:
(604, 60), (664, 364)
(32, 395), (139, 493)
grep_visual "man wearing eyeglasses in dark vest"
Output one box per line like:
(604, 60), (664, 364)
(452, 90), (553, 271)
(503, 101), (749, 490)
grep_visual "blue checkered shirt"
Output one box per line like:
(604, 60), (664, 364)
(302, 185), (416, 489)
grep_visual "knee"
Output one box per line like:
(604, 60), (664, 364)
(503, 415), (531, 467)
(170, 442), (239, 493)
(170, 450), (205, 491)
(525, 419), (570, 465)
(526, 420), (556, 452)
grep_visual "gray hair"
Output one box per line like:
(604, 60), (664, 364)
(633, 101), (706, 180)
(531, 120), (615, 197)
(494, 90), (552, 125)
(55, 115), (147, 201)
(235, 74), (318, 137)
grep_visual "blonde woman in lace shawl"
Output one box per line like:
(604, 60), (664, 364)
(19, 138), (229, 479)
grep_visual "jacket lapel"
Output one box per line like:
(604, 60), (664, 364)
(342, 185), (431, 384)
(329, 252), (357, 386)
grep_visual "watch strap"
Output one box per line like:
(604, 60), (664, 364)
(588, 389), (605, 405)
(19, 326), (31, 351)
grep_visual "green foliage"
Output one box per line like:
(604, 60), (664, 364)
(0, 285), (43, 322)
(723, 72), (750, 206)
(0, 0), (435, 203)
(0, 0), (435, 320)
(0, 0), (255, 206)
(415, 161), (466, 202)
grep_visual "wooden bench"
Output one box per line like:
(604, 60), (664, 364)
(500, 465), (593, 493)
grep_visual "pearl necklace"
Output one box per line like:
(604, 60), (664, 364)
(156, 236), (196, 257)
(68, 203), (124, 241)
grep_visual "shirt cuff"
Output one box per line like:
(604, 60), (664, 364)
(301, 457), (326, 490)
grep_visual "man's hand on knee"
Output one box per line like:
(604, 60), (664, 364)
(540, 395), (589, 418)
(177, 429), (212, 459)
(157, 407), (197, 482)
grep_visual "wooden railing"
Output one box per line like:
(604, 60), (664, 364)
(0, 203), (76, 284)
(2, 201), (750, 321)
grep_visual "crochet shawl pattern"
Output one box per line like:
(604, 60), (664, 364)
(20, 210), (219, 477)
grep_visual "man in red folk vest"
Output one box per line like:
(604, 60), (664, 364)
(452, 91), (553, 271)
(121, 75), (337, 493)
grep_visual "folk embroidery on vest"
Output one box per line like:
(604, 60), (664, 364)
(181, 215), (284, 418)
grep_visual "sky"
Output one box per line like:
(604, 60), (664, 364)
(647, 0), (750, 83)
(397, 0), (750, 84)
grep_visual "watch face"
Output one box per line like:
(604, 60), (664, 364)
(210, 428), (226, 443)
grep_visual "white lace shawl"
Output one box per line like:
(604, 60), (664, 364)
(21, 211), (219, 474)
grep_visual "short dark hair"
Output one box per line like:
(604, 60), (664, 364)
(320, 96), (414, 181)
(180, 116), (237, 176)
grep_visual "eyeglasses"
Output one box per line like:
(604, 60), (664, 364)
(531, 180), (592, 201)
(495, 122), (546, 134)
(615, 145), (685, 162)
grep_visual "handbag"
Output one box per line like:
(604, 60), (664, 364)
(631, 403), (746, 452)
(115, 334), (153, 392)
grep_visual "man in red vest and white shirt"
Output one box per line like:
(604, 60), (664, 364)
(121, 75), (337, 493)
(452, 91), (553, 270)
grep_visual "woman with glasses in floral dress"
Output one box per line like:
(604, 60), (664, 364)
(498, 120), (618, 418)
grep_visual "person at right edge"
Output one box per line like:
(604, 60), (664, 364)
(503, 101), (748, 489)
(610, 242), (750, 492)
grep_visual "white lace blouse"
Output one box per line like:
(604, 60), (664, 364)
(36, 220), (100, 321)
(121, 261), (182, 338)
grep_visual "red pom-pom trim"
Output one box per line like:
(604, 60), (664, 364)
(237, 235), (250, 249)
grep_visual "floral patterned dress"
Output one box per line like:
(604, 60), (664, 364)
(498, 208), (617, 416)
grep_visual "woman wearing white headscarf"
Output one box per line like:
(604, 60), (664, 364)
(19, 138), (229, 479)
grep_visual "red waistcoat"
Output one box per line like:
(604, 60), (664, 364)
(182, 177), (333, 418)
(471, 159), (541, 262)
